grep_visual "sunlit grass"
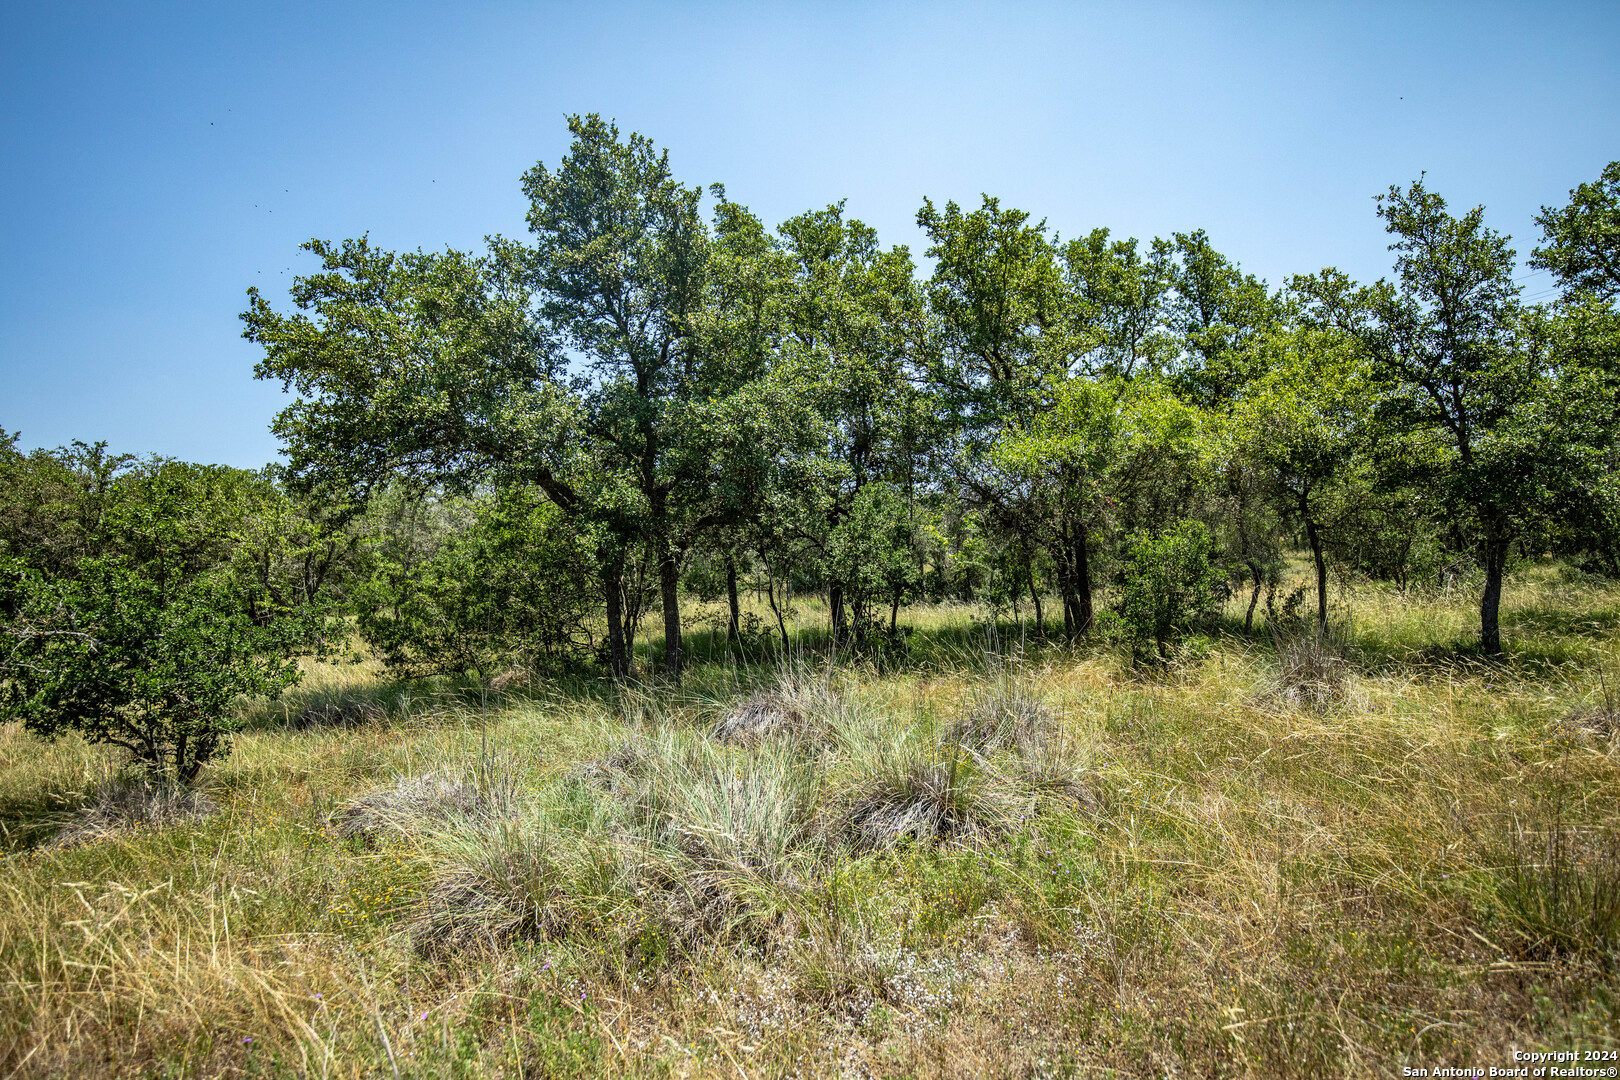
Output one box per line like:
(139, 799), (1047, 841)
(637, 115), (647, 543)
(1, 561), (1618, 1076)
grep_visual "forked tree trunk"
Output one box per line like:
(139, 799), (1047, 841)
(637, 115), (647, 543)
(1244, 560), (1262, 634)
(764, 563), (790, 650)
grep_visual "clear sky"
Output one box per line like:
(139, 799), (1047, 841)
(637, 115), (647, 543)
(3, 1), (1616, 468)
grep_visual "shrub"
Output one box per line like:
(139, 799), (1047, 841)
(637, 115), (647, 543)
(1115, 520), (1228, 662)
(355, 485), (597, 681)
(0, 461), (331, 783)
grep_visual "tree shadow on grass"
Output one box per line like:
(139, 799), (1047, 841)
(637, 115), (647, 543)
(1503, 602), (1620, 640)
(668, 611), (1108, 684)
(1346, 635), (1604, 686)
(0, 784), (75, 853)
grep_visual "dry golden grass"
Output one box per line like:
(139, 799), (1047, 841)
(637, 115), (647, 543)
(1, 563), (1618, 1077)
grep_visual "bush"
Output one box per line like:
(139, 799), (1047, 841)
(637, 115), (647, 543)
(355, 485), (597, 681)
(0, 463), (324, 783)
(1115, 520), (1228, 662)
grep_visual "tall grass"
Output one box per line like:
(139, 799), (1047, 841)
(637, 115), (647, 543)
(1, 562), (1618, 1076)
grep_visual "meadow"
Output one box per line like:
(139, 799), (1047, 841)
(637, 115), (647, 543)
(2, 563), (1618, 1079)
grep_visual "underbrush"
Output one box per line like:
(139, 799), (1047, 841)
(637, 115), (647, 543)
(1, 573), (1619, 1076)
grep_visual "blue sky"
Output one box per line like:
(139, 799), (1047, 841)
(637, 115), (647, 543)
(3, 1), (1616, 468)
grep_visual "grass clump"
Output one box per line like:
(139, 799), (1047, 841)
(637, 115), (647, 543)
(711, 689), (809, 745)
(291, 695), (389, 730)
(410, 825), (612, 957)
(50, 773), (216, 848)
(840, 745), (1022, 849)
(1481, 822), (1620, 963)
(1257, 618), (1353, 711)
(335, 762), (521, 843)
(1467, 767), (1620, 965)
(948, 680), (1057, 755)
(712, 659), (842, 746)
(1559, 669), (1620, 745)
(947, 675), (1096, 810)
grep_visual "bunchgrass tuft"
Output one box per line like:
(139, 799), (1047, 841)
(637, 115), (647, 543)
(335, 761), (522, 843)
(712, 690), (810, 744)
(50, 774), (216, 848)
(839, 744), (1023, 849)
(947, 681), (1057, 756)
(1257, 618), (1353, 711)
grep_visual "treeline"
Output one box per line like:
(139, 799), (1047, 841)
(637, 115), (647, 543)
(244, 118), (1620, 671)
(2, 116), (1618, 780)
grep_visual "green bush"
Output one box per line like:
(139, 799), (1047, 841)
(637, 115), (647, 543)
(1115, 519), (1228, 662)
(355, 485), (598, 681)
(0, 462), (322, 783)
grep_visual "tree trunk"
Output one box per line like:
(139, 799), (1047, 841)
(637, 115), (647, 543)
(1058, 558), (1077, 641)
(1306, 519), (1327, 631)
(1297, 485), (1327, 631)
(1244, 559), (1262, 634)
(764, 566), (789, 650)
(174, 731), (191, 784)
(659, 549), (682, 679)
(725, 555), (740, 643)
(1027, 557), (1044, 638)
(1074, 524), (1094, 634)
(829, 581), (847, 646)
(603, 564), (629, 681)
(621, 572), (640, 667)
(1480, 532), (1509, 656)
(1057, 524), (1094, 641)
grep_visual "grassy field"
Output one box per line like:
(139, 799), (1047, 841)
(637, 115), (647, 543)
(2, 563), (1619, 1078)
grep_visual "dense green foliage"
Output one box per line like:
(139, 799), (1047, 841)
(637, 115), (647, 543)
(1114, 519), (1228, 661)
(0, 444), (332, 781)
(4, 125), (1619, 783)
(244, 123), (1613, 672)
(353, 485), (597, 680)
